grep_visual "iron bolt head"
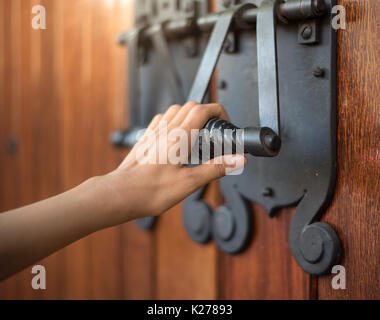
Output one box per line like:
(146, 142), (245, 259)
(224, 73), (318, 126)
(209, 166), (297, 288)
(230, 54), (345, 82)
(301, 25), (313, 40)
(218, 80), (227, 90)
(313, 67), (325, 77)
(262, 187), (274, 197)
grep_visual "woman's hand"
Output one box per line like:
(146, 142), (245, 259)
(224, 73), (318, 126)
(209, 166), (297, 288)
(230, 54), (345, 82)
(98, 102), (246, 226)
(0, 102), (246, 280)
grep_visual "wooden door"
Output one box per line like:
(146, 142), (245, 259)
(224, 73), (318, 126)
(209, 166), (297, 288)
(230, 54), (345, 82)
(0, 0), (378, 300)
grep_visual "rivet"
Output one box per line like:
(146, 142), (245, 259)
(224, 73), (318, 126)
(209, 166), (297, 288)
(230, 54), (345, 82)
(313, 67), (325, 77)
(301, 25), (313, 40)
(262, 187), (273, 197)
(218, 80), (227, 90)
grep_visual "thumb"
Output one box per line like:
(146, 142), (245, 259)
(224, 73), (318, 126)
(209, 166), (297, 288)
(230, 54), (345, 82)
(189, 154), (247, 189)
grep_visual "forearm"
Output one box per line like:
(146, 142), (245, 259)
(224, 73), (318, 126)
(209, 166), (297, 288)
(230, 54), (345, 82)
(0, 175), (118, 281)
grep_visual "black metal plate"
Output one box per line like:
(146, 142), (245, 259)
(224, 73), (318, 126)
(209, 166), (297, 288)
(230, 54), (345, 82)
(213, 0), (340, 274)
(127, 0), (341, 275)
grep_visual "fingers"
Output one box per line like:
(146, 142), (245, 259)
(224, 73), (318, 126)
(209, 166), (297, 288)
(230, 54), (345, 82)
(146, 113), (163, 131)
(149, 102), (229, 131)
(146, 103), (181, 132)
(132, 113), (163, 153)
(133, 104), (181, 152)
(161, 104), (181, 124)
(139, 102), (230, 156)
(168, 101), (199, 127)
(180, 103), (229, 132)
(182, 154), (246, 192)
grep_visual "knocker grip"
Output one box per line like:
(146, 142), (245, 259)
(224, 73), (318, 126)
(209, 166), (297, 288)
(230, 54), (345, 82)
(112, 117), (281, 160)
(202, 118), (281, 158)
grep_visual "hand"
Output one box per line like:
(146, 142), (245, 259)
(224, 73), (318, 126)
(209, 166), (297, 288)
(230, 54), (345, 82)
(0, 102), (247, 280)
(98, 102), (247, 226)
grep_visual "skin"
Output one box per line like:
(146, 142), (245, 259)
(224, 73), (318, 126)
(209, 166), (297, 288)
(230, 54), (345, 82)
(0, 102), (246, 281)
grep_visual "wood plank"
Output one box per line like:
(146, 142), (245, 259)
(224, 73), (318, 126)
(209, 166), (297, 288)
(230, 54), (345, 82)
(27, 0), (66, 299)
(219, 205), (312, 299)
(0, 0), (37, 300)
(116, 0), (156, 300)
(57, 0), (95, 299)
(0, 0), (155, 299)
(156, 184), (219, 299)
(318, 0), (380, 300)
(121, 222), (155, 299)
(0, 0), (65, 299)
(88, 0), (127, 300)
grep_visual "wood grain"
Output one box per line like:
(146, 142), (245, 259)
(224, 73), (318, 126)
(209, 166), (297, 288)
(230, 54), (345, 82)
(318, 0), (380, 299)
(155, 184), (220, 299)
(219, 205), (313, 299)
(0, 0), (155, 299)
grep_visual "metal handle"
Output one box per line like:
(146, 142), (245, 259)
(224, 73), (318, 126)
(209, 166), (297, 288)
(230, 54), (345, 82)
(189, 1), (281, 158)
(202, 118), (281, 158)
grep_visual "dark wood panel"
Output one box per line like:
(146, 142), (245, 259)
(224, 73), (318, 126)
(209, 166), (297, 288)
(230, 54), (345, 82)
(0, 0), (154, 299)
(318, 0), (380, 300)
(220, 204), (312, 299)
(0, 0), (51, 299)
(156, 184), (220, 299)
(59, 0), (95, 299)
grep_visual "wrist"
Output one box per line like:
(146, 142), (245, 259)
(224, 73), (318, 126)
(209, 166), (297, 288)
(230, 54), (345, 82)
(79, 172), (135, 229)
(72, 174), (122, 230)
